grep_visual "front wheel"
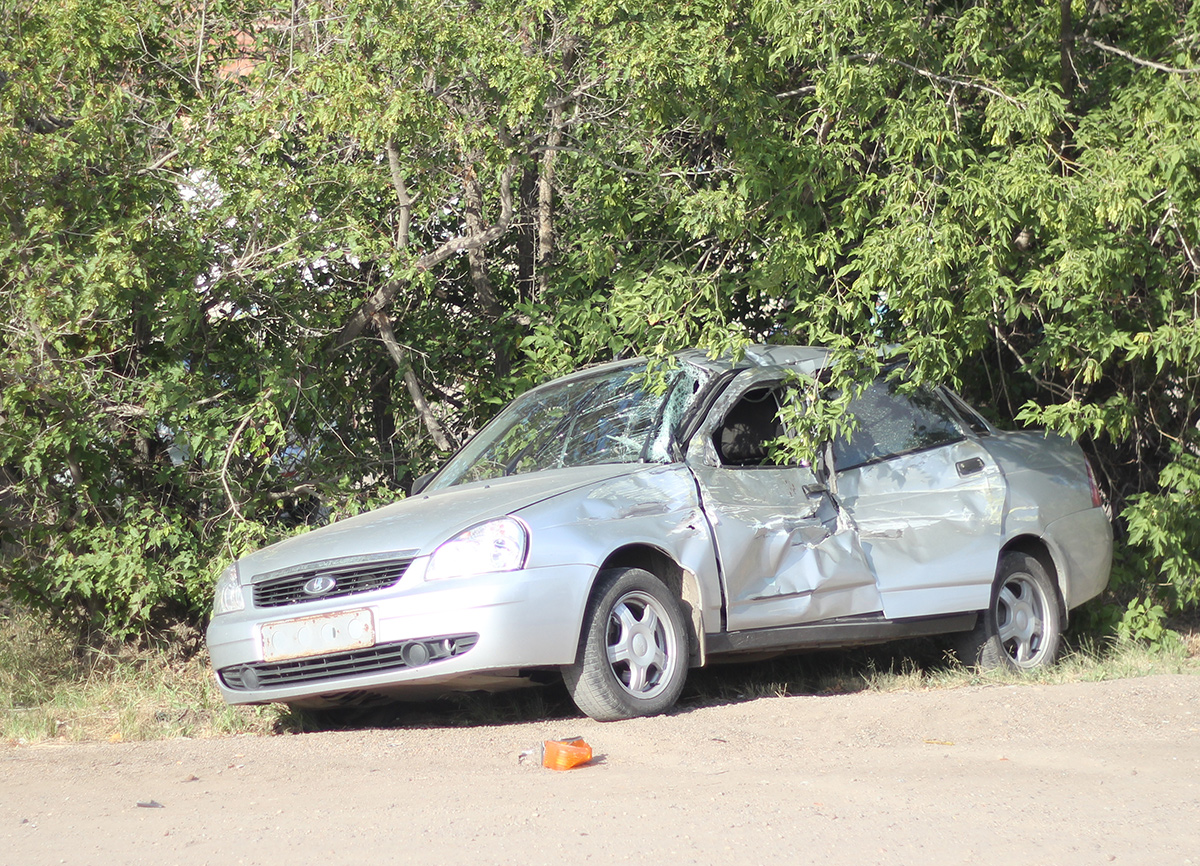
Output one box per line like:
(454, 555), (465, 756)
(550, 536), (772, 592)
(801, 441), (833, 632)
(563, 567), (690, 721)
(955, 551), (1062, 671)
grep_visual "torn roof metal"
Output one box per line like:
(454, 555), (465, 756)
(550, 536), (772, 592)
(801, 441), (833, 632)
(676, 344), (832, 376)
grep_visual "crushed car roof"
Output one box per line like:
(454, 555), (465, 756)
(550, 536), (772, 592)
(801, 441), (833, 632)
(678, 345), (833, 376)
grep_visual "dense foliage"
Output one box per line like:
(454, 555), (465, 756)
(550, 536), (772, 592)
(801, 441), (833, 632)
(1, 0), (1197, 640)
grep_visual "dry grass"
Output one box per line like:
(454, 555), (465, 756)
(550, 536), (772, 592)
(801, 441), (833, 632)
(1, 607), (283, 744)
(3, 603), (1198, 742)
(685, 628), (1200, 703)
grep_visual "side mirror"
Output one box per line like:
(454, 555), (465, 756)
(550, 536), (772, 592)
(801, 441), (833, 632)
(410, 471), (436, 496)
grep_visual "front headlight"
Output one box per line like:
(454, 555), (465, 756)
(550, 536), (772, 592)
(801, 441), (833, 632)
(425, 517), (528, 581)
(213, 562), (245, 615)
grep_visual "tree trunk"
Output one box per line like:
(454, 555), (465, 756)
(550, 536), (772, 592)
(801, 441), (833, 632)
(463, 171), (503, 319)
(536, 113), (561, 299)
(374, 313), (455, 452)
(534, 35), (576, 298)
(1057, 0), (1077, 172)
(517, 166), (538, 301)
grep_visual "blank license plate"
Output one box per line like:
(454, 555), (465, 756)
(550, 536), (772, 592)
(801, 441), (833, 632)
(260, 608), (376, 662)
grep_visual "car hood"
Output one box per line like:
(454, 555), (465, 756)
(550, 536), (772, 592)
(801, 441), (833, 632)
(235, 463), (647, 581)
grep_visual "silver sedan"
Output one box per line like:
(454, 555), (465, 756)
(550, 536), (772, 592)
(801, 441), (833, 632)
(206, 346), (1112, 720)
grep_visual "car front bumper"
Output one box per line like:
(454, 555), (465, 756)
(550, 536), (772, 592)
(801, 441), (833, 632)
(206, 560), (595, 707)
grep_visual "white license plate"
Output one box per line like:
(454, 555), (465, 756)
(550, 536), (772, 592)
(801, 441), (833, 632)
(260, 608), (376, 662)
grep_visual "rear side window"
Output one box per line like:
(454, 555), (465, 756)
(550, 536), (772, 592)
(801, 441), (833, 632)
(832, 379), (965, 470)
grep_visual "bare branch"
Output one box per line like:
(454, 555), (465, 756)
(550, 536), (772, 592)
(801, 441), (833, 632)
(100, 404), (149, 418)
(543, 75), (602, 112)
(219, 389), (273, 520)
(989, 324), (1072, 400)
(853, 53), (1025, 107)
(137, 148), (179, 176)
(194, 0), (208, 94)
(1079, 37), (1200, 75)
(532, 144), (734, 180)
(266, 484), (320, 501)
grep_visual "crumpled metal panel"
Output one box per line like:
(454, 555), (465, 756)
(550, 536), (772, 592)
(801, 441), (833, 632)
(686, 369), (883, 631)
(730, 520), (878, 629)
(516, 465), (723, 637)
(837, 440), (1005, 619)
(690, 464), (881, 631)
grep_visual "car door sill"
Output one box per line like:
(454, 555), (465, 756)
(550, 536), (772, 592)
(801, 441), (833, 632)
(706, 612), (979, 655)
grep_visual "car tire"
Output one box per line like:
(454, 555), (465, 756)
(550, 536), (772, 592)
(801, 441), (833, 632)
(563, 567), (690, 722)
(955, 551), (1062, 671)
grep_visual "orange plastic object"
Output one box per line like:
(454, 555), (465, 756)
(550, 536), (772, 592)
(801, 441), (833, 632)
(542, 738), (592, 771)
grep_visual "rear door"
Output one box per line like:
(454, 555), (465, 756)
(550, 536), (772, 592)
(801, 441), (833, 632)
(686, 371), (881, 631)
(831, 380), (1005, 619)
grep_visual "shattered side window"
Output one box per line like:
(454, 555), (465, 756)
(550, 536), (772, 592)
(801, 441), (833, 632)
(832, 379), (965, 470)
(646, 364), (706, 463)
(429, 362), (707, 489)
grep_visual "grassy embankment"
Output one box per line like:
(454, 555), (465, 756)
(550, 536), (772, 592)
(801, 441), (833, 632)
(2, 604), (1197, 743)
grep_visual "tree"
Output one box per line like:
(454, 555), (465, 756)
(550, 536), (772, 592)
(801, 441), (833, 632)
(2, 0), (1198, 641)
(1, 0), (225, 632)
(745, 0), (1200, 630)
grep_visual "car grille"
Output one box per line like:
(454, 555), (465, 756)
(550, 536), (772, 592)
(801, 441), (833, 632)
(218, 633), (480, 692)
(252, 557), (413, 608)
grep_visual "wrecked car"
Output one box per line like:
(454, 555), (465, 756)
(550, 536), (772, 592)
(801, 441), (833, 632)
(206, 346), (1112, 721)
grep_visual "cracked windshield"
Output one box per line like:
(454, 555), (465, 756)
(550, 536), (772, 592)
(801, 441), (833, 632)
(430, 363), (707, 489)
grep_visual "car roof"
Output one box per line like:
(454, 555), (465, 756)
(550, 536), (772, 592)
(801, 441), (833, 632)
(531, 345), (844, 395)
(677, 345), (833, 377)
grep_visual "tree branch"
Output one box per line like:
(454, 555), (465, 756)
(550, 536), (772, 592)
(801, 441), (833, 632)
(219, 389), (273, 520)
(333, 156), (520, 350)
(853, 53), (1025, 107)
(138, 148), (179, 176)
(989, 324), (1072, 400)
(373, 313), (455, 451)
(385, 138), (414, 248)
(1078, 37), (1200, 75)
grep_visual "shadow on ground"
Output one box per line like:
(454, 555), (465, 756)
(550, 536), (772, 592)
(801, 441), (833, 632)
(274, 637), (963, 734)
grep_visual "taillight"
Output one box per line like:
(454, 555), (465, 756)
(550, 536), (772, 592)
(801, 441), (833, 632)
(1085, 460), (1103, 508)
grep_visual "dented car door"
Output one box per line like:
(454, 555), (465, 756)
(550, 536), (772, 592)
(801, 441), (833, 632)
(686, 373), (882, 631)
(831, 380), (1006, 620)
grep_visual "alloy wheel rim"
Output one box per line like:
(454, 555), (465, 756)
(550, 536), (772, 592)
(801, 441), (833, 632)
(605, 590), (677, 699)
(996, 573), (1050, 666)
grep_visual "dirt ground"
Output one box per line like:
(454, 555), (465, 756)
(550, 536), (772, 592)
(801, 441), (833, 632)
(2, 674), (1198, 866)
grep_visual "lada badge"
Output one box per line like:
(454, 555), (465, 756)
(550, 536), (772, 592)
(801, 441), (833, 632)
(303, 576), (338, 596)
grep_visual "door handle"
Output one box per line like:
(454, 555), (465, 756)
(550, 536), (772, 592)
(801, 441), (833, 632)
(956, 457), (985, 476)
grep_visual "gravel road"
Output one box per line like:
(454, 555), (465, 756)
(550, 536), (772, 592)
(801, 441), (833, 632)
(3, 674), (1198, 865)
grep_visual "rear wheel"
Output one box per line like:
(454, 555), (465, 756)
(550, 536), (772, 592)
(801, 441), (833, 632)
(955, 551), (1062, 671)
(563, 567), (689, 721)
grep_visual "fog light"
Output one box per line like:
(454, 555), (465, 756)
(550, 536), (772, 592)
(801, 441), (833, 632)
(402, 642), (431, 667)
(239, 666), (261, 690)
